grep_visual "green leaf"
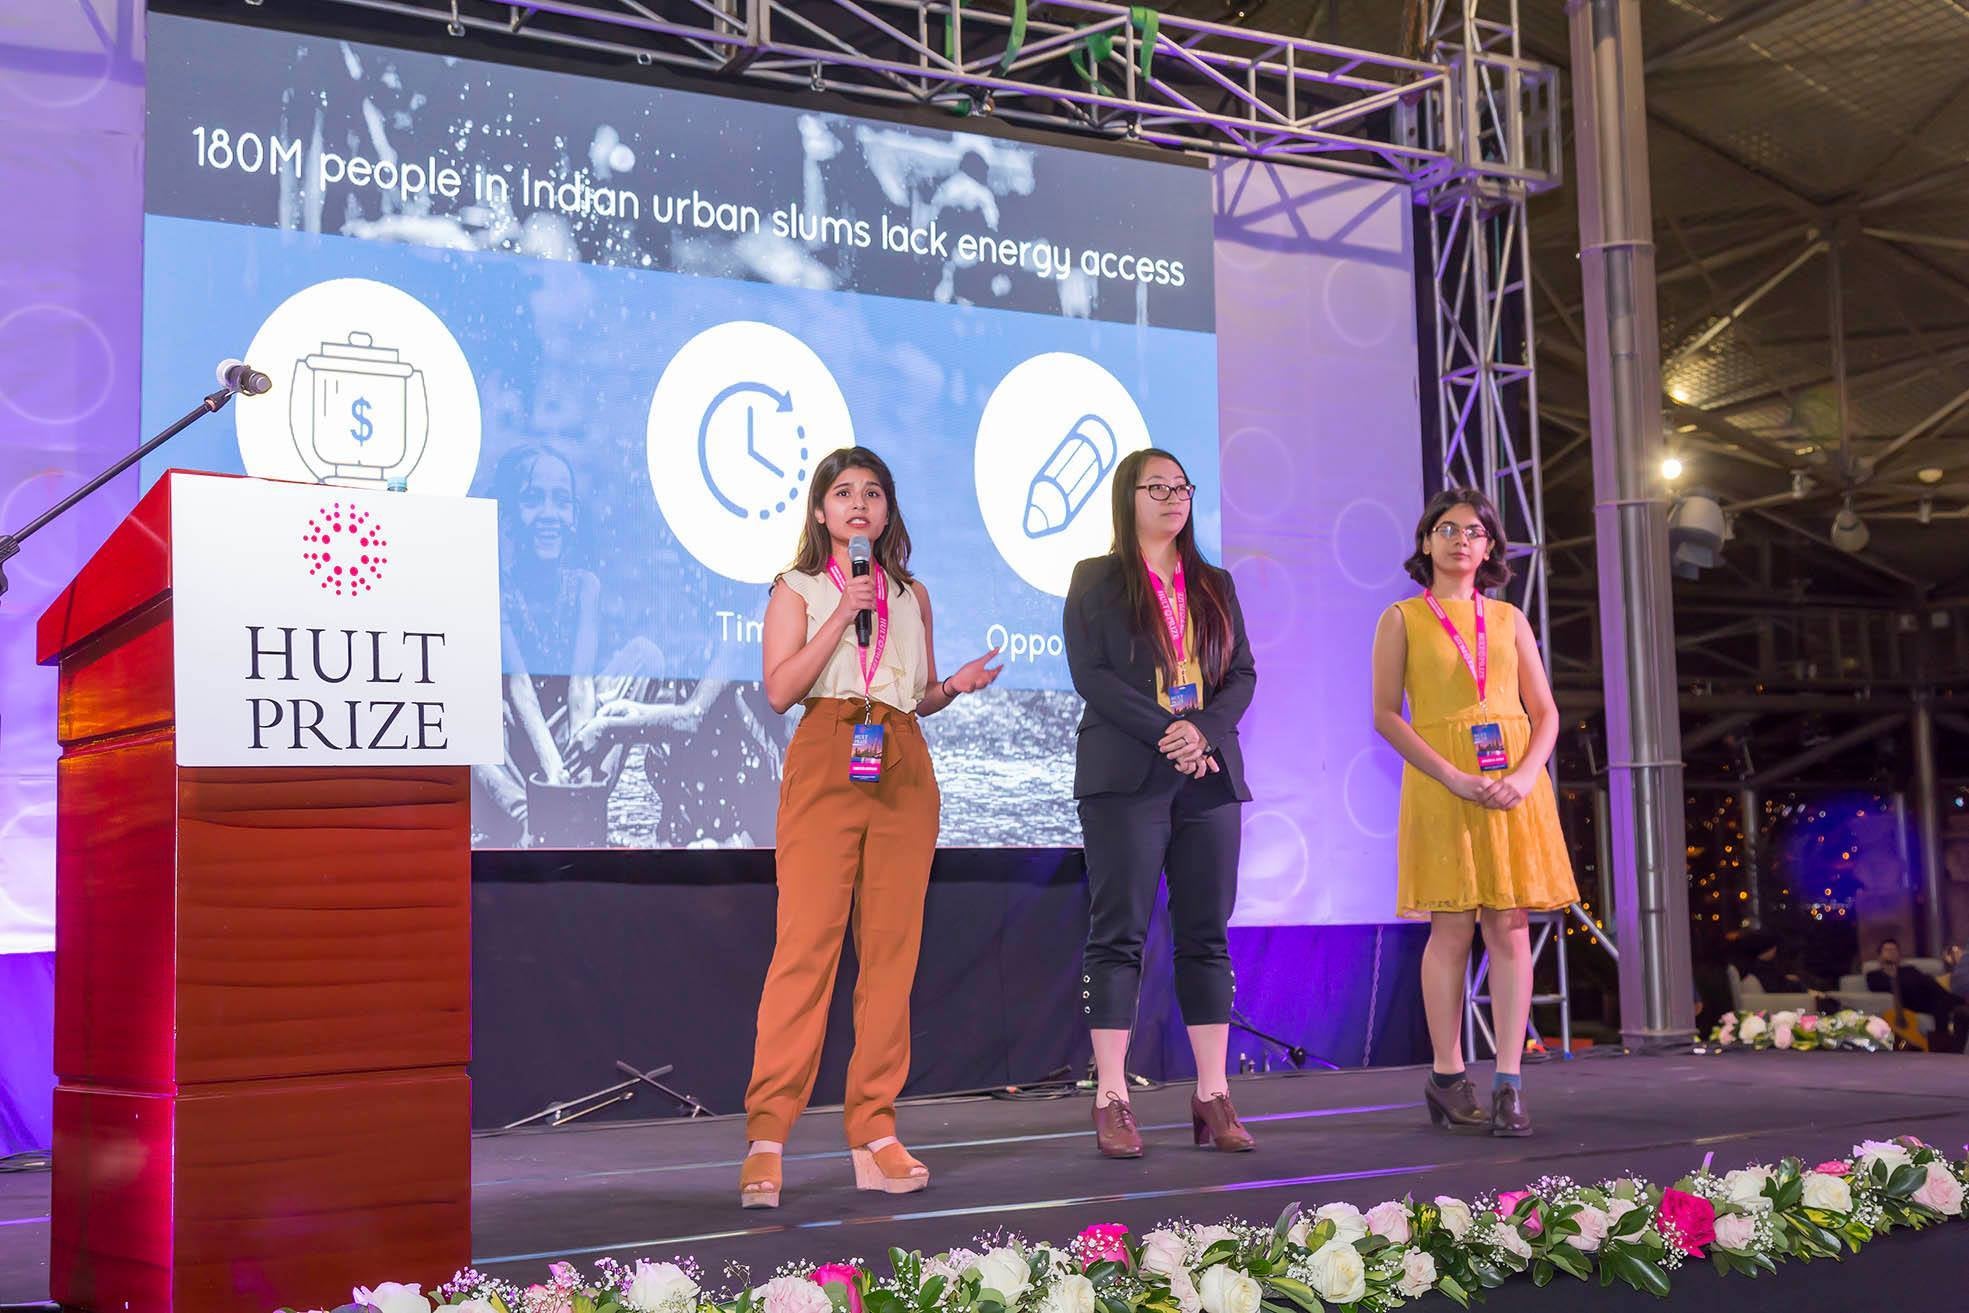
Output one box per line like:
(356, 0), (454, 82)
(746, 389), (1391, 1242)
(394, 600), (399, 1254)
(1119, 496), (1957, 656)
(1531, 1259), (1554, 1288)
(1272, 1201), (1302, 1243)
(1885, 1163), (1925, 1198)
(1265, 1277), (1325, 1313)
(572, 1295), (598, 1313)
(1436, 1274), (1471, 1309)
(1085, 1261), (1125, 1286)
(1546, 1245), (1591, 1280)
(1611, 1206), (1650, 1238)
(1101, 1298), (1131, 1313)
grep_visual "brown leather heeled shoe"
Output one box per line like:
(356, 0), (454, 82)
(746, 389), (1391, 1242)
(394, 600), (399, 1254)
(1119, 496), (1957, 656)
(1423, 1076), (1491, 1134)
(851, 1141), (929, 1194)
(1491, 1085), (1532, 1138)
(739, 1151), (782, 1208)
(1093, 1094), (1143, 1158)
(1191, 1092), (1256, 1152)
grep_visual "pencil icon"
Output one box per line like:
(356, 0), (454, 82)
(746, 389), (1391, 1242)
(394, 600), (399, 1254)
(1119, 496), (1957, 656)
(1023, 413), (1117, 538)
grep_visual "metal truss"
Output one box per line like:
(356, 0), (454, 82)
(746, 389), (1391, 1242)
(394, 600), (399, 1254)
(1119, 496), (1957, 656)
(1409, 0), (1556, 643)
(312, 0), (1559, 184)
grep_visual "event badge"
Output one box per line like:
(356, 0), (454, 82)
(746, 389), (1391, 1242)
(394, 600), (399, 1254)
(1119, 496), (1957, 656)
(849, 720), (886, 783)
(1168, 682), (1201, 714)
(1147, 556), (1200, 716)
(1471, 722), (1510, 773)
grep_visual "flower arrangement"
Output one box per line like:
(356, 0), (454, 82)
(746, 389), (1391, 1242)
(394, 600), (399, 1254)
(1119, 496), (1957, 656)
(1707, 1008), (1895, 1051)
(282, 1136), (1969, 1313)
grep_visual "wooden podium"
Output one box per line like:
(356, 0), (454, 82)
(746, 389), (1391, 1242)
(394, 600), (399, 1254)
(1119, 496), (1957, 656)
(37, 474), (477, 1312)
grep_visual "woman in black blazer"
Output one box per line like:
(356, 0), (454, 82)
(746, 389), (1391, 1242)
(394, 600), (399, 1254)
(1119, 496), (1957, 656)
(1063, 448), (1257, 1159)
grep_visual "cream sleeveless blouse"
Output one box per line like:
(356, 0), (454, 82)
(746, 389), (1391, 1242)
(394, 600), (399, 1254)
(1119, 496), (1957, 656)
(780, 569), (930, 712)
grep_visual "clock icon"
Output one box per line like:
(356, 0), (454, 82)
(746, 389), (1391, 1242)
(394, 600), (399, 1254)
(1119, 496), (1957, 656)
(697, 380), (811, 520)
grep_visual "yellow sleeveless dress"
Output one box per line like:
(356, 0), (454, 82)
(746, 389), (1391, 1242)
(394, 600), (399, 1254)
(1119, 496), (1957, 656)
(1393, 595), (1579, 919)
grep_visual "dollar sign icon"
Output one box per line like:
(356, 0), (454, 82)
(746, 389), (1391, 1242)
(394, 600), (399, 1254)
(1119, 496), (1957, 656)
(349, 396), (374, 445)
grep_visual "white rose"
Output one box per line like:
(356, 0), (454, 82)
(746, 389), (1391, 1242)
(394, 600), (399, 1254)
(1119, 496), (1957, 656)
(1492, 1222), (1533, 1262)
(1771, 1010), (1799, 1029)
(1395, 1251), (1437, 1299)
(353, 1284), (431, 1313)
(1167, 1270), (1203, 1313)
(1285, 1217), (1312, 1249)
(456, 1302), (498, 1313)
(1364, 1201), (1411, 1244)
(1304, 1240), (1366, 1306)
(1723, 1167), (1776, 1212)
(1197, 1265), (1262, 1313)
(974, 1248), (1033, 1302)
(1041, 1274), (1098, 1313)
(1434, 1197), (1474, 1241)
(1564, 1204), (1609, 1253)
(1712, 1213), (1757, 1253)
(1854, 1139), (1914, 1174)
(1034, 1244), (1075, 1279)
(623, 1260), (700, 1313)
(1801, 1173), (1853, 1214)
(1313, 1203), (1369, 1246)
(1738, 1014), (1768, 1042)
(755, 1279), (835, 1313)
(1140, 1230), (1189, 1277)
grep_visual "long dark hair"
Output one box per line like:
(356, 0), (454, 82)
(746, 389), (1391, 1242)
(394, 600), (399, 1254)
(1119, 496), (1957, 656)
(1403, 486), (1513, 590)
(1108, 448), (1235, 686)
(785, 446), (916, 589)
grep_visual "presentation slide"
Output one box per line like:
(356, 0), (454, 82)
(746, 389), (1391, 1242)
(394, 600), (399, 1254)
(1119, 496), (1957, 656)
(140, 13), (1220, 850)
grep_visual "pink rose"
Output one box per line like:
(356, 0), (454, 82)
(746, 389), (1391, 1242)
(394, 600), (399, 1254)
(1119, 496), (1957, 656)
(1815, 1161), (1850, 1177)
(810, 1264), (864, 1313)
(1496, 1191), (1543, 1237)
(1076, 1223), (1131, 1268)
(1773, 1023), (1794, 1049)
(1712, 1213), (1756, 1253)
(1365, 1201), (1412, 1244)
(1655, 1189), (1716, 1257)
(1913, 1163), (1966, 1217)
(1798, 1014), (1819, 1033)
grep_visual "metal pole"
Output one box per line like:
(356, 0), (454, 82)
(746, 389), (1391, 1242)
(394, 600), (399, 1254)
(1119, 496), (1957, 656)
(1739, 787), (1761, 930)
(1913, 697), (1948, 956)
(1566, 0), (1696, 1050)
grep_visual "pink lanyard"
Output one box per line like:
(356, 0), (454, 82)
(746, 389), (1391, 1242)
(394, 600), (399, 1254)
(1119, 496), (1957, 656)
(825, 559), (889, 696)
(1421, 589), (1487, 706)
(1145, 558), (1188, 662)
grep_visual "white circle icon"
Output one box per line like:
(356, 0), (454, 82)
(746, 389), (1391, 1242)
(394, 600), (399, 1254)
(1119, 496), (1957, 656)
(646, 321), (854, 584)
(974, 353), (1152, 597)
(236, 278), (481, 494)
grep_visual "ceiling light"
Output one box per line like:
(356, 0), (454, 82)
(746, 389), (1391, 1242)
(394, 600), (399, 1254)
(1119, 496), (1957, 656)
(1830, 504), (1869, 554)
(1918, 467), (1945, 484)
(1661, 456), (1685, 481)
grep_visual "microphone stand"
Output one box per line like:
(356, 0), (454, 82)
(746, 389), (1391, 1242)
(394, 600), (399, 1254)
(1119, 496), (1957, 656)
(0, 384), (238, 602)
(1230, 1007), (1340, 1072)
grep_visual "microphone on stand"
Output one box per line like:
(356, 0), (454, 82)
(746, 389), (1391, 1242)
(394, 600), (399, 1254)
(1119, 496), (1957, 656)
(849, 534), (872, 647)
(215, 358), (272, 396)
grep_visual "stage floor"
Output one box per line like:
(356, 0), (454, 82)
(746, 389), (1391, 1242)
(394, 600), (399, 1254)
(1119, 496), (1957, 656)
(4, 1052), (1968, 1309)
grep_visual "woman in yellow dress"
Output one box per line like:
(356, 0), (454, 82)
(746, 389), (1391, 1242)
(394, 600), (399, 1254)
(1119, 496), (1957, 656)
(1370, 488), (1577, 1137)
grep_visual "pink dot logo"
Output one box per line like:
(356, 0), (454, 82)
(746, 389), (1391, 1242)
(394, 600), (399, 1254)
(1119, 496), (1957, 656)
(301, 503), (389, 596)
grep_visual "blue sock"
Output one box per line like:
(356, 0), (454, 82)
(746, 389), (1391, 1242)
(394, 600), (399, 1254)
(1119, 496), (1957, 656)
(1493, 1072), (1522, 1092)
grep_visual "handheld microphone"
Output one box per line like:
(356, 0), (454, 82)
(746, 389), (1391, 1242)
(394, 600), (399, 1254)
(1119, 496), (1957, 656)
(216, 359), (272, 396)
(849, 534), (872, 647)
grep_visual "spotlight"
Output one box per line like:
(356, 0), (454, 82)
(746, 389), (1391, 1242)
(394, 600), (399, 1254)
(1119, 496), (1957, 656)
(1667, 491), (1725, 579)
(811, 63), (825, 92)
(1918, 467), (1946, 484)
(1661, 456), (1685, 481)
(1791, 470), (1812, 499)
(1830, 503), (1869, 553)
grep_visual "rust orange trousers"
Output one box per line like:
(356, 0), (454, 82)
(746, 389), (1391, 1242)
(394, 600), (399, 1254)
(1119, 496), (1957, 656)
(744, 697), (940, 1145)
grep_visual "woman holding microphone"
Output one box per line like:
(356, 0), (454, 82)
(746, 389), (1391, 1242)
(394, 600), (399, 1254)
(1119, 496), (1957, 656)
(1065, 448), (1257, 1159)
(740, 447), (1002, 1208)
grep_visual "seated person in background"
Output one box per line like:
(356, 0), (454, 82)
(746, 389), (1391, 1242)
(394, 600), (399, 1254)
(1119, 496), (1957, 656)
(1947, 944), (1969, 1001)
(1736, 931), (1811, 992)
(1866, 938), (1969, 1053)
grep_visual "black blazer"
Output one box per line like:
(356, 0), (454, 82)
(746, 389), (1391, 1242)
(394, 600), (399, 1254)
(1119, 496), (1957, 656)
(1062, 554), (1257, 801)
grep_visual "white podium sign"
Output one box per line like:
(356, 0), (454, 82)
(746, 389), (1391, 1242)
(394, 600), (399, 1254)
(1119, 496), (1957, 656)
(169, 473), (502, 766)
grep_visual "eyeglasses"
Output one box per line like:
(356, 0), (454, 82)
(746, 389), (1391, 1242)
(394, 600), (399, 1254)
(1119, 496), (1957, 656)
(1431, 522), (1491, 543)
(1138, 482), (1197, 502)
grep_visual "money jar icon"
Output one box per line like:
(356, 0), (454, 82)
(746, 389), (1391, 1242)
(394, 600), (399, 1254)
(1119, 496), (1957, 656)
(289, 331), (430, 489)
